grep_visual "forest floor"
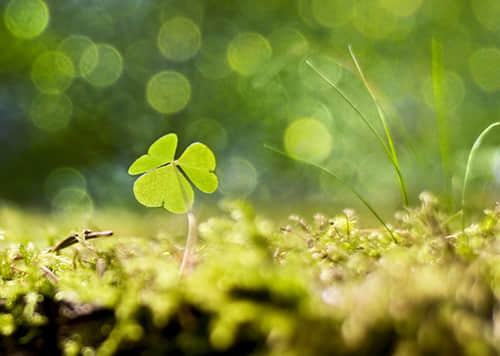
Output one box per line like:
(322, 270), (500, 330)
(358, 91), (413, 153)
(1, 193), (500, 356)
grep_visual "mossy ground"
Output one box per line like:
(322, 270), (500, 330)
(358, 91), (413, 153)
(1, 194), (500, 356)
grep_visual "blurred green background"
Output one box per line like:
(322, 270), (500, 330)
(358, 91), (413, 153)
(1, 0), (499, 217)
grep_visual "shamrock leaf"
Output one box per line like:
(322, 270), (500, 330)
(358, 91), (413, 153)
(178, 143), (218, 193)
(128, 133), (177, 175)
(129, 133), (218, 214)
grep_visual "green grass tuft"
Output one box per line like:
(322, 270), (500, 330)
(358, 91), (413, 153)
(306, 49), (408, 207)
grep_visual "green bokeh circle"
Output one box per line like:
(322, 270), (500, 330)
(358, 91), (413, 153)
(80, 44), (123, 88)
(58, 35), (96, 77)
(311, 0), (353, 28)
(227, 32), (272, 76)
(146, 71), (191, 114)
(4, 0), (49, 39)
(31, 51), (74, 94)
(284, 118), (333, 163)
(158, 17), (201, 62)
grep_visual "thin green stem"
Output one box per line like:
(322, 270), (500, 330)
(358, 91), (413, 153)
(265, 144), (396, 242)
(173, 163), (197, 277)
(180, 211), (197, 276)
(348, 45), (408, 207)
(305, 60), (390, 156)
(461, 122), (500, 232)
(431, 38), (452, 209)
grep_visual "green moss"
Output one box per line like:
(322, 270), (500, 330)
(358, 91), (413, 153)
(0, 194), (500, 354)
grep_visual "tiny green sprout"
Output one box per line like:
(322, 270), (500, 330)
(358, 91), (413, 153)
(128, 133), (218, 275)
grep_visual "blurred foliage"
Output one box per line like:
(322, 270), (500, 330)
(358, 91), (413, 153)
(0, 0), (499, 214)
(1, 194), (500, 354)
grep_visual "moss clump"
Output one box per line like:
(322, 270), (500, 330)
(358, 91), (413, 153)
(0, 194), (500, 355)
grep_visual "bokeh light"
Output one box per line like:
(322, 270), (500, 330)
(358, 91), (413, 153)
(353, 0), (397, 39)
(44, 167), (86, 200)
(472, 0), (500, 32)
(52, 187), (93, 219)
(227, 32), (272, 76)
(379, 0), (423, 17)
(31, 51), (75, 94)
(284, 118), (333, 163)
(58, 35), (96, 77)
(219, 157), (258, 197)
(80, 44), (123, 88)
(469, 48), (500, 92)
(311, 0), (353, 28)
(146, 71), (191, 114)
(29, 93), (73, 131)
(4, 0), (49, 39)
(157, 17), (201, 62)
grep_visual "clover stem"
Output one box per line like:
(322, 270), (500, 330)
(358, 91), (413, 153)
(179, 211), (197, 277)
(173, 161), (197, 277)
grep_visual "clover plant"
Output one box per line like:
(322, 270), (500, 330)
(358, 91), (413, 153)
(128, 133), (217, 274)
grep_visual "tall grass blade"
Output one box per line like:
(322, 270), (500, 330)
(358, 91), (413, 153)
(264, 144), (396, 242)
(304, 59), (389, 154)
(461, 122), (500, 232)
(305, 56), (408, 207)
(347, 45), (408, 207)
(431, 38), (452, 208)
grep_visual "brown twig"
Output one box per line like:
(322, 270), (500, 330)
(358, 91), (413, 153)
(48, 230), (113, 253)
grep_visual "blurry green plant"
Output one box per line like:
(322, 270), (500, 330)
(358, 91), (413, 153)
(128, 133), (218, 275)
(432, 38), (452, 208)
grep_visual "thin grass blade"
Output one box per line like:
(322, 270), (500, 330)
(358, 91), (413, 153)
(347, 45), (408, 206)
(461, 122), (500, 232)
(305, 59), (391, 157)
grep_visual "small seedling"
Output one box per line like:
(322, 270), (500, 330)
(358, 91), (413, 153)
(128, 133), (218, 275)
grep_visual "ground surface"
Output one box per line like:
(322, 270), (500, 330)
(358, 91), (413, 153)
(1, 194), (500, 356)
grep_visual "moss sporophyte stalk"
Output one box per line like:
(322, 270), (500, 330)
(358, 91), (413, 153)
(128, 133), (218, 275)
